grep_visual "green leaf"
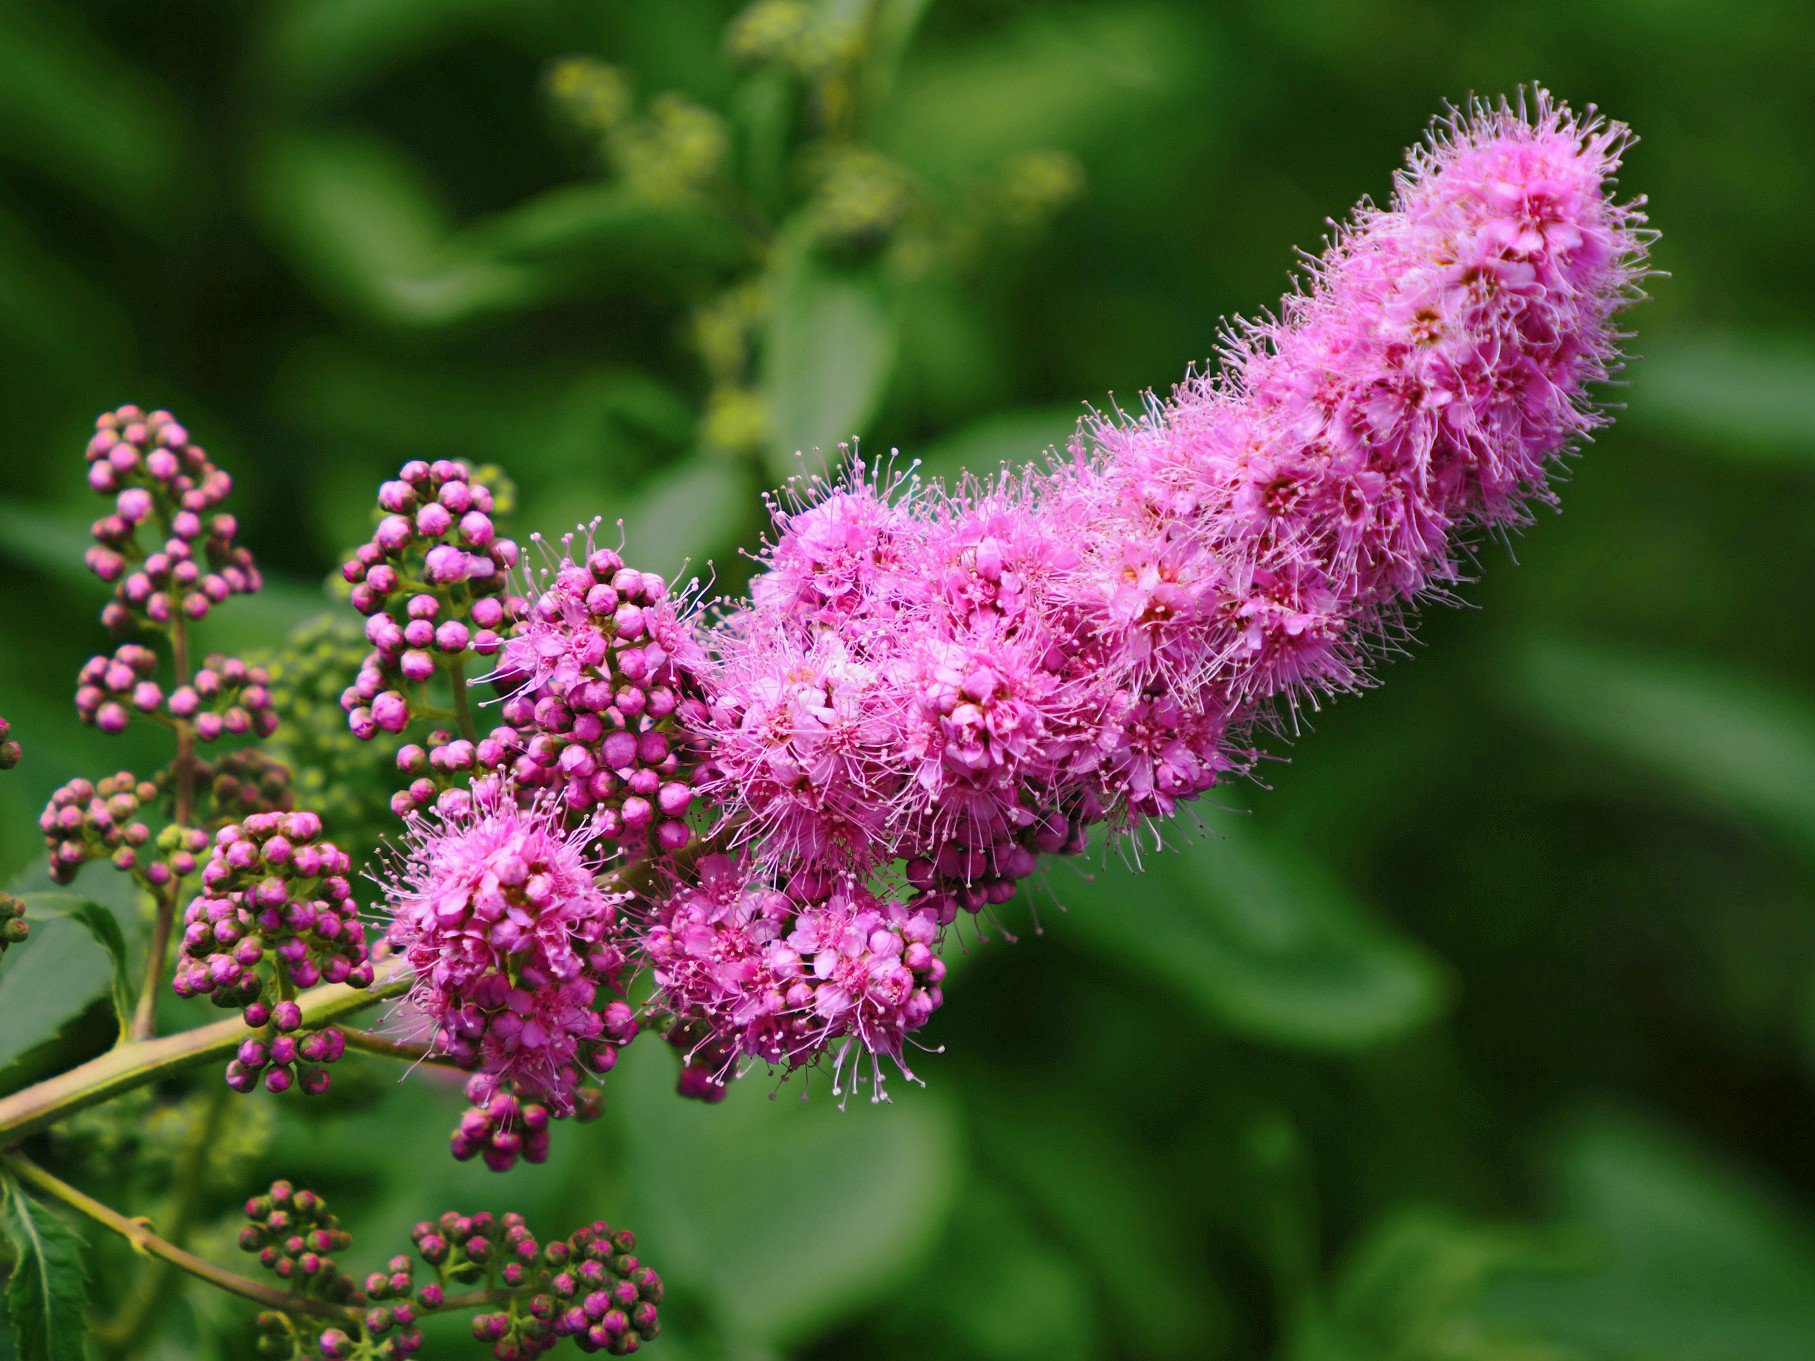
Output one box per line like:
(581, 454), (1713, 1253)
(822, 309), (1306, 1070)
(1306, 1207), (1588, 1361)
(469, 183), (745, 276)
(1632, 332), (1815, 466)
(0, 0), (193, 233)
(911, 403), (1082, 488)
(880, 4), (1204, 180)
(255, 0), (526, 106)
(612, 1039), (960, 1350)
(977, 1086), (1230, 1359)
(612, 456), (762, 583)
(1054, 824), (1448, 1050)
(253, 131), (541, 328)
(1482, 1113), (1815, 1361)
(0, 869), (140, 1095)
(22, 897), (131, 1040)
(762, 245), (898, 483)
(1511, 638), (1815, 868)
(1, 1178), (90, 1361)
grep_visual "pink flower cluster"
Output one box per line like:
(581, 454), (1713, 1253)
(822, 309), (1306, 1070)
(76, 645), (277, 740)
(490, 529), (707, 855)
(83, 405), (261, 631)
(41, 771), (209, 886)
(383, 790), (638, 1111)
(649, 93), (1647, 1087)
(341, 460), (521, 740)
(642, 855), (945, 1096)
(376, 93), (1647, 1112)
(175, 810), (374, 1093)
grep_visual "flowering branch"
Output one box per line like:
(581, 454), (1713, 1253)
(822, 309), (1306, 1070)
(0, 966), (408, 1146)
(3, 78), (1649, 1361)
(0, 1153), (359, 1323)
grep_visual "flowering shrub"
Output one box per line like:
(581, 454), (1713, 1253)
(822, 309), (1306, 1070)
(0, 88), (1647, 1360)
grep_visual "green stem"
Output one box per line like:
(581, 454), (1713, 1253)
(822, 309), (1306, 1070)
(339, 1027), (464, 1069)
(129, 883), (177, 1042)
(0, 965), (409, 1147)
(96, 1083), (232, 1352)
(131, 615), (195, 1041)
(0, 1153), (361, 1324)
(447, 656), (478, 742)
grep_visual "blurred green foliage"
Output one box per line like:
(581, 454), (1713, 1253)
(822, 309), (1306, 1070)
(0, 1), (1811, 1358)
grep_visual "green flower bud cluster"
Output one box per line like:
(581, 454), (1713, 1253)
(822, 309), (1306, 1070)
(261, 614), (398, 862)
(992, 149), (1088, 231)
(725, 0), (862, 81)
(802, 146), (920, 259)
(546, 60), (728, 201)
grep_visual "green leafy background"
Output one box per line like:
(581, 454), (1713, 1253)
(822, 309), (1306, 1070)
(0, 2), (1811, 1358)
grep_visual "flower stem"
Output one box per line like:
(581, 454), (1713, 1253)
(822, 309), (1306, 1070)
(95, 1083), (232, 1353)
(131, 613), (196, 1041)
(339, 1027), (464, 1069)
(0, 965), (410, 1146)
(0, 1152), (361, 1324)
(447, 655), (478, 742)
(129, 883), (177, 1042)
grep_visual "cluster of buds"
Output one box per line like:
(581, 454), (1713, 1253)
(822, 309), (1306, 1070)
(227, 1005), (349, 1096)
(200, 748), (297, 819)
(340, 460), (520, 741)
(0, 716), (18, 769)
(543, 58), (727, 202)
(242, 1185), (662, 1361)
(419, 1212), (662, 1358)
(76, 644), (277, 740)
(40, 771), (186, 885)
(450, 1075), (603, 1173)
(723, 0), (860, 80)
(244, 1182), (425, 1360)
(0, 893), (28, 955)
(493, 534), (704, 856)
(174, 811), (372, 1092)
(83, 405), (260, 632)
(801, 146), (920, 259)
(391, 727), (521, 819)
(242, 1181), (360, 1297)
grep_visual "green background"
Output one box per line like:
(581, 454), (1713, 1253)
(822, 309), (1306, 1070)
(1, 1), (1812, 1358)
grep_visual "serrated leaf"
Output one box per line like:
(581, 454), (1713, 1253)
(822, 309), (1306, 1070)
(762, 246), (898, 483)
(1054, 823), (1448, 1050)
(21, 897), (131, 1040)
(1, 1179), (90, 1361)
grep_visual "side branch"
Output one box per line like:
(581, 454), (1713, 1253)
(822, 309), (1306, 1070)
(0, 964), (410, 1145)
(0, 1153), (360, 1323)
